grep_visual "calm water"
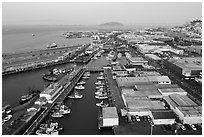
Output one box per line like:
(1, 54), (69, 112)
(2, 26), (93, 53)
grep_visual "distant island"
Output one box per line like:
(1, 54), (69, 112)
(100, 22), (123, 26)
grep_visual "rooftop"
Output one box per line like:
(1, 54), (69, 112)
(152, 110), (175, 119)
(102, 107), (118, 119)
(169, 57), (202, 70)
(164, 94), (198, 107)
(159, 87), (187, 93)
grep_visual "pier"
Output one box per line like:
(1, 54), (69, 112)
(3, 68), (85, 135)
(22, 68), (85, 135)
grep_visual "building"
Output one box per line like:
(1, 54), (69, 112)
(122, 88), (163, 99)
(151, 110), (176, 125)
(122, 96), (166, 116)
(147, 76), (171, 84)
(164, 94), (201, 124)
(127, 57), (148, 66)
(158, 87), (187, 96)
(116, 76), (171, 88)
(116, 77), (151, 87)
(101, 107), (119, 127)
(40, 83), (63, 103)
(164, 57), (202, 78)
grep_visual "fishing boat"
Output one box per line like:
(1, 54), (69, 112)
(99, 72), (104, 76)
(82, 76), (90, 79)
(68, 92), (83, 99)
(97, 76), (104, 80)
(19, 89), (41, 104)
(95, 81), (103, 85)
(47, 42), (57, 49)
(51, 112), (63, 118)
(59, 105), (71, 114)
(3, 114), (12, 122)
(96, 85), (103, 89)
(95, 95), (108, 99)
(74, 85), (85, 90)
(95, 92), (107, 96)
(96, 101), (109, 107)
(77, 81), (86, 85)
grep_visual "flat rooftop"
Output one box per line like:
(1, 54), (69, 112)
(169, 57), (202, 70)
(159, 87), (187, 93)
(122, 88), (162, 98)
(102, 107), (118, 119)
(124, 97), (165, 110)
(164, 94), (198, 107)
(152, 110), (175, 119)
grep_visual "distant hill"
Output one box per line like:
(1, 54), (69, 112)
(100, 22), (123, 26)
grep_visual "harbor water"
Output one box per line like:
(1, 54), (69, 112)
(2, 26), (93, 53)
(2, 57), (113, 135)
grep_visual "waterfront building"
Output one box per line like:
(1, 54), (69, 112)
(40, 83), (63, 103)
(101, 107), (119, 127)
(158, 87), (187, 96)
(127, 57), (148, 66)
(164, 57), (202, 78)
(164, 94), (201, 124)
(151, 110), (176, 125)
(116, 76), (171, 87)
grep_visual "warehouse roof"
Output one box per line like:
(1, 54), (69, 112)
(156, 84), (179, 89)
(164, 94), (198, 107)
(122, 89), (162, 98)
(102, 107), (118, 119)
(124, 97), (165, 110)
(159, 88), (187, 93)
(152, 110), (175, 119)
(177, 106), (202, 117)
(169, 57), (202, 70)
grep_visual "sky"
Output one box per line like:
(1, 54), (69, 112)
(2, 2), (202, 26)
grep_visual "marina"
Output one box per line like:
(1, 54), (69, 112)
(2, 4), (202, 134)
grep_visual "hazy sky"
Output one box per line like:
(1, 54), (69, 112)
(2, 2), (202, 26)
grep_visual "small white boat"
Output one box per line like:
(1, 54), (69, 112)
(77, 81), (86, 85)
(97, 76), (104, 80)
(95, 81), (103, 85)
(74, 85), (85, 90)
(59, 105), (71, 114)
(95, 92), (107, 96)
(68, 92), (83, 99)
(82, 76), (90, 79)
(95, 95), (108, 99)
(51, 112), (63, 118)
(99, 72), (104, 76)
(96, 101), (109, 107)
(96, 86), (103, 89)
(3, 114), (12, 122)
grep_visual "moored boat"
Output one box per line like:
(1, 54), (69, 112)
(74, 85), (85, 90)
(19, 89), (40, 104)
(68, 92), (83, 99)
(51, 112), (63, 118)
(77, 81), (86, 85)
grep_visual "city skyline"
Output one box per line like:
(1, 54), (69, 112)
(2, 2), (202, 26)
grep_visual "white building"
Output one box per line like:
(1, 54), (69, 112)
(164, 94), (201, 124)
(101, 107), (119, 127)
(40, 83), (63, 103)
